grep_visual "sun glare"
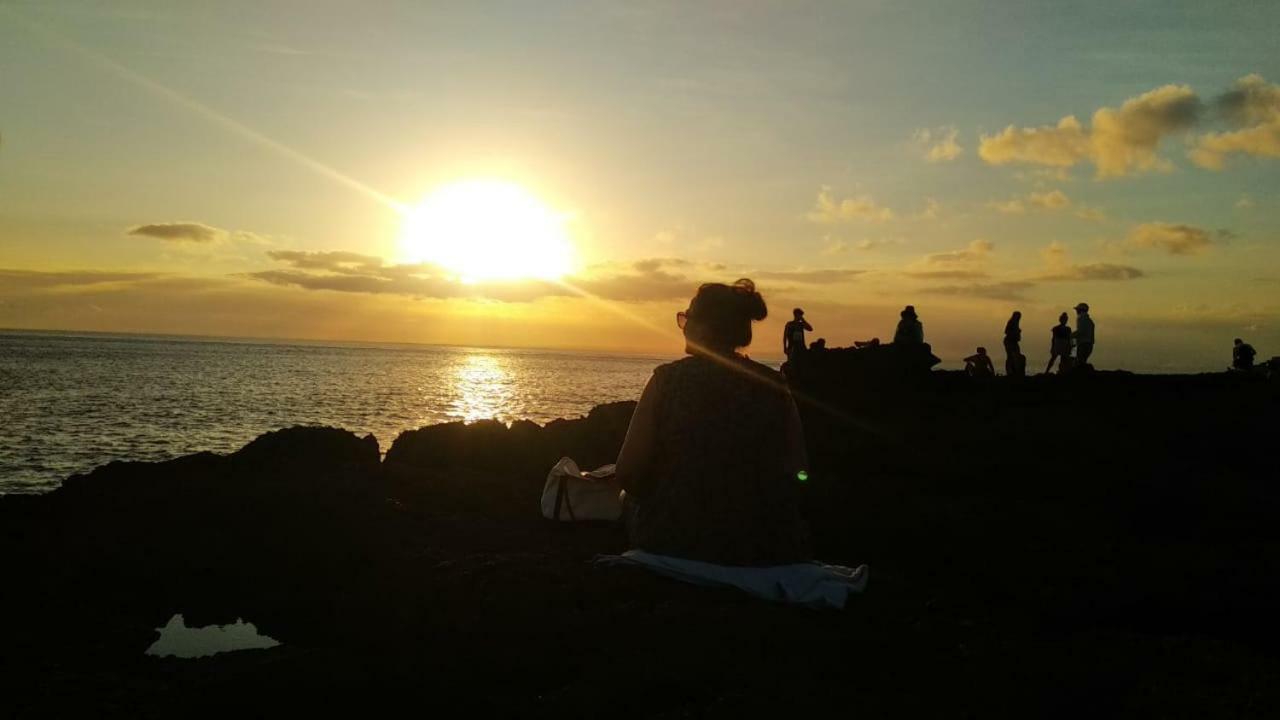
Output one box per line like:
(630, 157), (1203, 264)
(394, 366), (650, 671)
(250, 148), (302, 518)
(400, 180), (574, 283)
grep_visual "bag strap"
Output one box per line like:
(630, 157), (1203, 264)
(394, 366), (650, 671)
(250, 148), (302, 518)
(553, 475), (576, 521)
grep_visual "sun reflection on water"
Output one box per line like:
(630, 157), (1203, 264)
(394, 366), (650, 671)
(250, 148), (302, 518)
(449, 352), (515, 424)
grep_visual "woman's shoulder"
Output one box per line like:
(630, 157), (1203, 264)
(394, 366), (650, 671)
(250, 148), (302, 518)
(653, 355), (784, 383)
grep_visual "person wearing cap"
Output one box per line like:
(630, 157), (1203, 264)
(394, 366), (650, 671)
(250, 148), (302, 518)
(1073, 303), (1095, 367)
(783, 307), (813, 361)
(893, 305), (924, 345)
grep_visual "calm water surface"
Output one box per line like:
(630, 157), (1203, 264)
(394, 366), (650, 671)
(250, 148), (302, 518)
(0, 331), (667, 493)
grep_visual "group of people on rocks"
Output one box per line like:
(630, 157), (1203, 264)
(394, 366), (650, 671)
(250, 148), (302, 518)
(1001, 303), (1095, 377)
(783, 302), (1099, 377)
(615, 278), (1268, 571)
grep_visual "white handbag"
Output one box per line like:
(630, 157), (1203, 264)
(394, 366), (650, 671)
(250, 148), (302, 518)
(540, 457), (622, 522)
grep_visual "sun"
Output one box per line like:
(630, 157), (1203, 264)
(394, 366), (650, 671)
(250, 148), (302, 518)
(400, 180), (574, 283)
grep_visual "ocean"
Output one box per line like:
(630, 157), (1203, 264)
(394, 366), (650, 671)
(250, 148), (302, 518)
(0, 330), (668, 494)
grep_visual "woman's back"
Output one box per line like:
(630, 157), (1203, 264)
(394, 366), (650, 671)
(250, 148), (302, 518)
(627, 355), (809, 566)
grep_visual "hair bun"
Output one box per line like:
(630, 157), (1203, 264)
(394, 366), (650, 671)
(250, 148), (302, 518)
(731, 278), (768, 321)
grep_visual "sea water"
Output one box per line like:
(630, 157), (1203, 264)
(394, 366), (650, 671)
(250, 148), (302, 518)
(0, 330), (667, 493)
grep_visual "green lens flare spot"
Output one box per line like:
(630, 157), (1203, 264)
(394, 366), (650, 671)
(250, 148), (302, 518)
(797, 470), (809, 483)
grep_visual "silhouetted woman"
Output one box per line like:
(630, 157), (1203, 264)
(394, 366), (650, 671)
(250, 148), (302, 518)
(1045, 312), (1073, 374)
(615, 279), (810, 566)
(1003, 311), (1023, 377)
(893, 305), (924, 344)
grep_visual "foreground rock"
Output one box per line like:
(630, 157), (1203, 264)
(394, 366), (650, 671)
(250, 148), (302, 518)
(2, 367), (1279, 716)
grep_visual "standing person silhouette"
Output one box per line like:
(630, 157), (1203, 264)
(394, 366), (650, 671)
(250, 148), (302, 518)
(615, 279), (810, 566)
(893, 306), (924, 344)
(783, 308), (813, 361)
(1073, 303), (1095, 367)
(1003, 311), (1023, 377)
(1046, 312), (1073, 374)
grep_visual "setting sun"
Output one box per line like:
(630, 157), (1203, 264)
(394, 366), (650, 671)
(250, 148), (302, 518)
(400, 180), (574, 283)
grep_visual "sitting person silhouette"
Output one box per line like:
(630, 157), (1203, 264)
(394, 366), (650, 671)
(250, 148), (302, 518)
(893, 305), (924, 344)
(615, 279), (810, 566)
(1045, 312), (1073, 374)
(810, 337), (827, 352)
(964, 347), (995, 377)
(1233, 338), (1257, 371)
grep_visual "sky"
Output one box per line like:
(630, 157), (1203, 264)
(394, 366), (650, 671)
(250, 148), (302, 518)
(2, 0), (1279, 370)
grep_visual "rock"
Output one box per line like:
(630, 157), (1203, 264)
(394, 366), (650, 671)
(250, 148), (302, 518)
(3, 379), (1280, 715)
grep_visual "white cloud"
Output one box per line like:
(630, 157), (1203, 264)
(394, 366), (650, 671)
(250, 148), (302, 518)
(912, 126), (963, 162)
(980, 84), (1201, 179)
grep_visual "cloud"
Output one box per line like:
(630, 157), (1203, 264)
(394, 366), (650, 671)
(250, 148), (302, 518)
(247, 252), (723, 303)
(912, 126), (963, 162)
(988, 198), (1027, 215)
(1216, 73), (1280, 126)
(807, 187), (893, 223)
(127, 222), (224, 243)
(980, 84), (1201, 178)
(979, 116), (1090, 169)
(0, 269), (163, 290)
(1190, 74), (1280, 169)
(988, 188), (1072, 215)
(918, 197), (941, 220)
(247, 268), (568, 302)
(921, 281), (1035, 301)
(752, 269), (865, 284)
(1074, 206), (1107, 222)
(906, 240), (995, 282)
(1126, 222), (1214, 256)
(822, 236), (899, 254)
(266, 250), (384, 273)
(923, 239), (993, 266)
(902, 269), (989, 280)
(1038, 241), (1144, 281)
(1039, 263), (1145, 281)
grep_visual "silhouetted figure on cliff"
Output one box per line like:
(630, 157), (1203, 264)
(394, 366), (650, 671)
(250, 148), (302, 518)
(616, 279), (810, 566)
(1004, 311), (1025, 377)
(1233, 338), (1257, 371)
(1046, 312), (1073, 374)
(964, 347), (995, 378)
(783, 308), (813, 361)
(810, 337), (827, 352)
(1074, 303), (1095, 368)
(893, 305), (924, 345)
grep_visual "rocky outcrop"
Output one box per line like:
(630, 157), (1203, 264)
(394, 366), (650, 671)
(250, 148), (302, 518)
(3, 374), (1280, 716)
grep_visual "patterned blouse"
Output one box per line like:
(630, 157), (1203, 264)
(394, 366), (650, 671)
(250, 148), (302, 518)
(625, 354), (810, 566)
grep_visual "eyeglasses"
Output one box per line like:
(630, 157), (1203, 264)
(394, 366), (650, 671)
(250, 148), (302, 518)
(676, 310), (690, 329)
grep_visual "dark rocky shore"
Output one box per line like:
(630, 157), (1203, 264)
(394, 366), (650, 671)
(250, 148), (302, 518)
(3, 361), (1279, 717)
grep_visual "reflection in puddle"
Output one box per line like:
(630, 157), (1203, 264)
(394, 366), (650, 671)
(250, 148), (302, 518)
(145, 614), (281, 658)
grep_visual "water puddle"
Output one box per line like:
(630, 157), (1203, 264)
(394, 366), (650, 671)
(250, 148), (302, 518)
(145, 614), (281, 659)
